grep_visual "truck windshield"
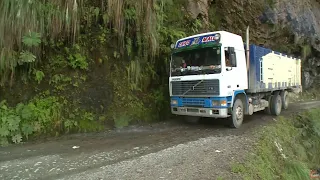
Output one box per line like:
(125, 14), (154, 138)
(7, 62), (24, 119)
(170, 46), (221, 76)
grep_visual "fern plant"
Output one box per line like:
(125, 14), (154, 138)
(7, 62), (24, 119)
(33, 69), (45, 84)
(18, 50), (36, 64)
(22, 31), (41, 47)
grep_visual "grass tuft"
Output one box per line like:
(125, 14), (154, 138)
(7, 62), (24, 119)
(239, 108), (320, 180)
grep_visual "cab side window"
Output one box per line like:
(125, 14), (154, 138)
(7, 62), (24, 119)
(225, 50), (231, 67)
(225, 47), (237, 67)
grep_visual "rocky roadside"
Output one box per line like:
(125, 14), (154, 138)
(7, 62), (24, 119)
(1, 100), (319, 180)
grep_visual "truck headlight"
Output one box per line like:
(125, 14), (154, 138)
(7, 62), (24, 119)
(212, 100), (227, 107)
(171, 100), (178, 105)
(211, 100), (219, 106)
(220, 100), (227, 106)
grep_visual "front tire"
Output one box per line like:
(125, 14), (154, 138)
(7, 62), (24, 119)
(229, 98), (244, 128)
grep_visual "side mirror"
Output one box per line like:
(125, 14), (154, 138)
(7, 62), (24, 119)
(230, 54), (236, 67)
(228, 47), (235, 54)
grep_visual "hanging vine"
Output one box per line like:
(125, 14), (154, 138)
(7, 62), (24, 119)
(0, 0), (81, 86)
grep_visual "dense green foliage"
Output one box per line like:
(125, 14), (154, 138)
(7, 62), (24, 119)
(235, 108), (320, 180)
(0, 0), (79, 85)
(0, 0), (208, 86)
(0, 95), (62, 145)
(0, 91), (104, 145)
(0, 0), (207, 145)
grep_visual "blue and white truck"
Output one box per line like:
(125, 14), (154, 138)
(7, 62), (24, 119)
(169, 27), (302, 128)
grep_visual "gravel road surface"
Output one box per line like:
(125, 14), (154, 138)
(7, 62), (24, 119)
(1, 100), (319, 180)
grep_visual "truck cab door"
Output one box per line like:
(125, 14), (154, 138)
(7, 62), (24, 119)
(224, 47), (241, 93)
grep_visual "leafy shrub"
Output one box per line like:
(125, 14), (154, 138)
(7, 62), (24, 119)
(0, 94), (105, 146)
(65, 44), (89, 70)
(66, 109), (103, 133)
(68, 53), (88, 70)
(114, 114), (131, 129)
(0, 96), (62, 146)
(33, 69), (45, 84)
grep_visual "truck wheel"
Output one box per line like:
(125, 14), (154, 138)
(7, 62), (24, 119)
(264, 95), (273, 115)
(184, 116), (200, 124)
(229, 98), (244, 128)
(280, 91), (289, 110)
(271, 94), (282, 116)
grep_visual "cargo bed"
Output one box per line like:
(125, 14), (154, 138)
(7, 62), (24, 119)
(246, 44), (302, 93)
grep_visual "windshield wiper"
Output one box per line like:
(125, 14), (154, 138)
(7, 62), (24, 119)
(171, 66), (221, 76)
(199, 68), (221, 74)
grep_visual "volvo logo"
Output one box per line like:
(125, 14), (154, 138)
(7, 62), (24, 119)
(182, 80), (203, 96)
(208, 87), (214, 90)
(192, 37), (200, 45)
(172, 78), (181, 81)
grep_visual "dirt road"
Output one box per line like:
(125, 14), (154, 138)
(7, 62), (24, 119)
(1, 101), (320, 180)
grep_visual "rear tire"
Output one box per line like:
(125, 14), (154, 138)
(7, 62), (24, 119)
(184, 116), (200, 124)
(280, 91), (289, 110)
(229, 98), (244, 128)
(264, 95), (273, 115)
(271, 94), (282, 116)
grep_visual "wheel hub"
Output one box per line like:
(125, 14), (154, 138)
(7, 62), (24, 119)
(277, 98), (282, 112)
(236, 106), (243, 120)
(285, 97), (289, 107)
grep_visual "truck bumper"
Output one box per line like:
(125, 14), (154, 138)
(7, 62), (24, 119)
(171, 107), (230, 118)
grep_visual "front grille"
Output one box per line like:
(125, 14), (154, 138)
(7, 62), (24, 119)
(182, 98), (205, 107)
(171, 79), (220, 96)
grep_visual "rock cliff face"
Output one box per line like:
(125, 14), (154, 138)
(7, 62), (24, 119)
(186, 0), (320, 89)
(186, 0), (210, 25)
(266, 0), (320, 49)
(267, 0), (320, 89)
